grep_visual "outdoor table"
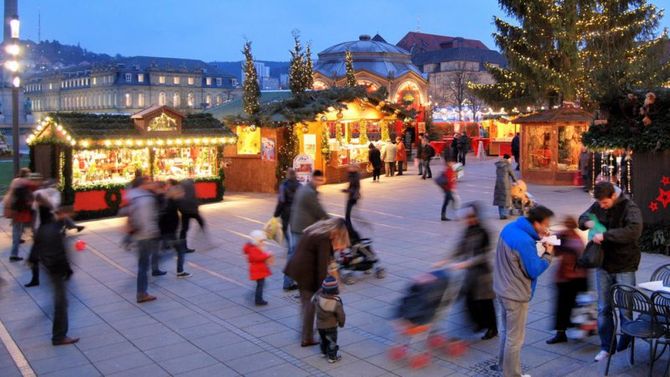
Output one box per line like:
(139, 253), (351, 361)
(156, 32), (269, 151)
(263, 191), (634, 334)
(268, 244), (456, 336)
(638, 280), (670, 293)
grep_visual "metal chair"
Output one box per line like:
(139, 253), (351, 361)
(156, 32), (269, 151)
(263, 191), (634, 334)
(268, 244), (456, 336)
(651, 264), (670, 286)
(651, 291), (670, 376)
(605, 284), (666, 377)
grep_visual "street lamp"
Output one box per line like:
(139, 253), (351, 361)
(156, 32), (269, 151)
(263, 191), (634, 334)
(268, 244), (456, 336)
(5, 15), (20, 176)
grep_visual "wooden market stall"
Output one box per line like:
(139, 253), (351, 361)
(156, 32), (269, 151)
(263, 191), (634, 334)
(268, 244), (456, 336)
(481, 117), (520, 156)
(516, 106), (592, 185)
(27, 105), (236, 219)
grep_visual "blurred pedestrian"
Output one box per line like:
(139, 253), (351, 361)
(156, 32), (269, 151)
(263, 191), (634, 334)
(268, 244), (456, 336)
(578, 147), (591, 192)
(342, 165), (361, 240)
(368, 144), (382, 182)
(546, 216), (587, 345)
(451, 133), (459, 161)
(579, 182), (642, 362)
(438, 157), (457, 221)
(158, 179), (191, 278)
(416, 133), (424, 176)
(275, 169), (300, 290)
(313, 275), (346, 363)
(494, 154), (517, 220)
(494, 206), (554, 377)
(511, 133), (520, 171)
(395, 137), (407, 175)
(421, 138), (435, 180)
(383, 139), (397, 177)
(284, 218), (349, 347)
(178, 179), (206, 253)
(8, 172), (38, 262)
(34, 206), (78, 346)
(457, 132), (470, 165)
(244, 230), (273, 306)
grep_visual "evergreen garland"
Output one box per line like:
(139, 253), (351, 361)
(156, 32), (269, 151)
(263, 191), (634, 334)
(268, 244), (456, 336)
(289, 34), (307, 95)
(360, 122), (369, 145)
(344, 50), (357, 87)
(321, 126), (331, 163)
(276, 125), (298, 185)
(242, 41), (261, 117)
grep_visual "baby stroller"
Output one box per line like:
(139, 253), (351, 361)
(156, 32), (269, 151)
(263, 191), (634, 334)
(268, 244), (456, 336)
(510, 180), (536, 216)
(337, 227), (385, 285)
(567, 291), (598, 339)
(388, 268), (467, 369)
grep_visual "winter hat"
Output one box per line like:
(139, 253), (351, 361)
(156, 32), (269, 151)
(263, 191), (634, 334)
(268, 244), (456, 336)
(250, 230), (267, 245)
(322, 275), (339, 295)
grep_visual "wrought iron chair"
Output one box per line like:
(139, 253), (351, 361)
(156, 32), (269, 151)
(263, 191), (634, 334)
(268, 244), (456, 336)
(651, 291), (670, 377)
(651, 264), (670, 286)
(605, 284), (666, 377)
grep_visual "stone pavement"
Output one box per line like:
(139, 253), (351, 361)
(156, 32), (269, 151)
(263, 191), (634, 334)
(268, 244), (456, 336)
(0, 155), (668, 377)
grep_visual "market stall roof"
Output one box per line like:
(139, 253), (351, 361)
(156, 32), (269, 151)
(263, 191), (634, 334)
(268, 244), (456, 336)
(515, 107), (593, 124)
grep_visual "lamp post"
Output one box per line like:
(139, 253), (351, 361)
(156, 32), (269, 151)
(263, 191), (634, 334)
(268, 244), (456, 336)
(5, 16), (20, 177)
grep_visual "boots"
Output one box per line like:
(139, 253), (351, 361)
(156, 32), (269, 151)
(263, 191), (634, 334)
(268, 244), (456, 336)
(546, 331), (568, 344)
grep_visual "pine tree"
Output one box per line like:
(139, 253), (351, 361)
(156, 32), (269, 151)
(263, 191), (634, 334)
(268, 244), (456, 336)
(289, 33), (307, 95)
(304, 44), (314, 91)
(344, 50), (357, 87)
(242, 41), (260, 116)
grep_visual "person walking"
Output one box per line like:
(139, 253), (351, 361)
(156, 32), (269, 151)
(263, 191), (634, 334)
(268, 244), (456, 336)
(579, 182), (642, 363)
(511, 133), (521, 171)
(284, 218), (349, 347)
(244, 230), (273, 306)
(434, 203), (497, 340)
(8, 173), (37, 262)
(450, 133), (459, 161)
(178, 179), (205, 253)
(438, 158), (457, 221)
(158, 179), (191, 278)
(494, 154), (517, 220)
(457, 132), (470, 166)
(382, 139), (397, 177)
(33, 206), (78, 346)
(494, 206), (555, 377)
(395, 137), (407, 175)
(546, 216), (588, 345)
(342, 165), (361, 240)
(313, 275), (346, 363)
(421, 138), (435, 180)
(275, 169), (300, 290)
(578, 148), (591, 192)
(416, 133), (425, 176)
(368, 143), (382, 182)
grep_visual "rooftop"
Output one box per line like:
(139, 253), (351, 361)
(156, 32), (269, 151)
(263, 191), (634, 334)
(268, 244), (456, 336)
(515, 107), (593, 124)
(396, 32), (489, 54)
(411, 46), (507, 69)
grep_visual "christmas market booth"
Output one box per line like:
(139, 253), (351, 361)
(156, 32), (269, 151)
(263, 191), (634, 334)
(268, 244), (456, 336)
(27, 105), (236, 219)
(582, 90), (670, 254)
(480, 116), (521, 156)
(515, 106), (592, 185)
(224, 87), (411, 191)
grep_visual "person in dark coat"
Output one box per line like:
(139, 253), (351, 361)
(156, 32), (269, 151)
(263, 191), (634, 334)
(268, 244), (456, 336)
(416, 133), (425, 176)
(284, 218), (349, 347)
(579, 182), (642, 363)
(493, 154), (517, 219)
(342, 165), (361, 240)
(159, 180), (191, 278)
(33, 206), (79, 346)
(177, 179), (205, 253)
(457, 133), (470, 165)
(421, 139), (435, 179)
(511, 133), (521, 171)
(274, 169), (300, 248)
(578, 148), (591, 192)
(451, 133), (459, 161)
(368, 143), (382, 182)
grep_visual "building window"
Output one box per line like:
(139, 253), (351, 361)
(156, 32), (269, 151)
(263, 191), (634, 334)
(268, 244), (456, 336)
(188, 77), (194, 85)
(216, 77), (223, 86)
(216, 95), (222, 105)
(125, 73), (132, 83)
(159, 92), (166, 106)
(173, 76), (180, 85)
(187, 92), (194, 107)
(49, 83), (53, 90)
(173, 92), (181, 106)
(206, 77), (212, 86)
(125, 93), (132, 107)
(205, 94), (212, 107)
(137, 73), (144, 83)
(92, 77), (97, 86)
(138, 93), (145, 107)
(159, 75), (166, 84)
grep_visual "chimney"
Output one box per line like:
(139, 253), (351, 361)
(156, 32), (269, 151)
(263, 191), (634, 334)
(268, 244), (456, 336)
(4, 0), (18, 42)
(359, 34), (371, 41)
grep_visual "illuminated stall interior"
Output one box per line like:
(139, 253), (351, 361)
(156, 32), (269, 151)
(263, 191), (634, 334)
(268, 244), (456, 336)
(480, 117), (520, 156)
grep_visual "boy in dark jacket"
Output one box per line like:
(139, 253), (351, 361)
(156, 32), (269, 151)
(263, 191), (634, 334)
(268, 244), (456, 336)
(579, 182), (642, 363)
(313, 275), (345, 363)
(421, 140), (435, 179)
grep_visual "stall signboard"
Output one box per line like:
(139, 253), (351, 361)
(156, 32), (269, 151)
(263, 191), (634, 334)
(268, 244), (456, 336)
(304, 134), (317, 160)
(293, 154), (314, 184)
(261, 137), (276, 161)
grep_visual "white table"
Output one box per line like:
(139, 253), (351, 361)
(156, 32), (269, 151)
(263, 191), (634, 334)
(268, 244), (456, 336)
(638, 280), (670, 293)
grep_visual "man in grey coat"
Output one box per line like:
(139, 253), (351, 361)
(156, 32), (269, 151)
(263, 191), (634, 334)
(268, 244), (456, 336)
(284, 170), (328, 289)
(494, 154), (517, 219)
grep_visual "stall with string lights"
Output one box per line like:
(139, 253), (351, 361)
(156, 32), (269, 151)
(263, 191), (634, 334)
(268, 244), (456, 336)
(27, 105), (236, 219)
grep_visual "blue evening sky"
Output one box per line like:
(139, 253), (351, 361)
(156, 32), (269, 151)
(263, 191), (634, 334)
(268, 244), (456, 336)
(18, 0), (670, 62)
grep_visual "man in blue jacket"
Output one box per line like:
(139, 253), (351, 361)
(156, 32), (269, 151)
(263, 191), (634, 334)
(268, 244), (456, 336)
(494, 206), (555, 377)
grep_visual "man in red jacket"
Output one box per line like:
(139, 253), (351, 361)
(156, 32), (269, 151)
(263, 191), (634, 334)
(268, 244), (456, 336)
(440, 157), (457, 221)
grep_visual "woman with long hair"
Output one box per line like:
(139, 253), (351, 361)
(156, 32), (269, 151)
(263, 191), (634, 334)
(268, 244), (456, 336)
(284, 218), (349, 347)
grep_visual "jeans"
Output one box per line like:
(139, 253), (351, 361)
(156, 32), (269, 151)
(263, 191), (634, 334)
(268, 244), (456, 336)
(418, 158), (423, 175)
(422, 160), (432, 178)
(498, 206), (508, 218)
(255, 278), (265, 303)
(596, 269), (636, 352)
(179, 212), (205, 247)
(300, 289), (316, 343)
(498, 297), (529, 377)
(137, 239), (159, 297)
(284, 232), (302, 289)
(49, 272), (69, 342)
(397, 161), (404, 175)
(162, 233), (186, 273)
(345, 199), (359, 241)
(319, 327), (339, 359)
(441, 191), (454, 219)
(11, 221), (26, 257)
(458, 150), (467, 166)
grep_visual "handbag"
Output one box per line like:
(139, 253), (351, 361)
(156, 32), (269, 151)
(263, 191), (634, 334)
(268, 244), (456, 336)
(434, 174), (448, 191)
(577, 241), (603, 269)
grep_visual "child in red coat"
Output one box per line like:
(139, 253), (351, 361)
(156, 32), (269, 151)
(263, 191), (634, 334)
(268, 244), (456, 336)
(244, 230), (273, 306)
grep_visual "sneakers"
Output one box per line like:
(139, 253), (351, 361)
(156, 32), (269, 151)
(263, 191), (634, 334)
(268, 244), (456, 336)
(546, 331), (568, 344)
(328, 355), (342, 364)
(137, 294), (157, 303)
(9, 256), (23, 262)
(52, 337), (79, 346)
(151, 270), (167, 276)
(594, 350), (610, 362)
(177, 272), (192, 278)
(255, 300), (268, 306)
(24, 280), (39, 288)
(184, 248), (196, 254)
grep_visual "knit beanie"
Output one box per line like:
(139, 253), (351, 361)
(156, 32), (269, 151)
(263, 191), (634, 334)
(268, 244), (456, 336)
(322, 275), (339, 295)
(250, 230), (267, 245)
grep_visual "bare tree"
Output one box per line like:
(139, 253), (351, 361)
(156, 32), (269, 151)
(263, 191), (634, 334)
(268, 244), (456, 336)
(465, 87), (485, 121)
(445, 61), (473, 121)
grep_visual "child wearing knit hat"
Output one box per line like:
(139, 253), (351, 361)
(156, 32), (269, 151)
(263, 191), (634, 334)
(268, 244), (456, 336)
(243, 230), (274, 306)
(312, 275), (346, 363)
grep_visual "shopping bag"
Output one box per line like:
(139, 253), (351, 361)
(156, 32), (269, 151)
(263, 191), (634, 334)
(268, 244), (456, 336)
(264, 217), (284, 244)
(577, 241), (603, 269)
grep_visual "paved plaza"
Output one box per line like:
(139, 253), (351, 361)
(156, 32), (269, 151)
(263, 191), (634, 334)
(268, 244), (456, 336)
(0, 156), (668, 377)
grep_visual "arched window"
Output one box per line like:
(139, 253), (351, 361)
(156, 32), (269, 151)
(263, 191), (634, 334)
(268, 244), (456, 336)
(173, 92), (181, 107)
(187, 92), (194, 107)
(159, 92), (166, 106)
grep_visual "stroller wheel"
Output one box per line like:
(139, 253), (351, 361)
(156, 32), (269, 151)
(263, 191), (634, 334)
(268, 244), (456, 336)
(375, 267), (386, 279)
(409, 353), (431, 369)
(388, 345), (408, 361)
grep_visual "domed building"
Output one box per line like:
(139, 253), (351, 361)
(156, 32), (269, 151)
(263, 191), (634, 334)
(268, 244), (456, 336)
(313, 34), (428, 109)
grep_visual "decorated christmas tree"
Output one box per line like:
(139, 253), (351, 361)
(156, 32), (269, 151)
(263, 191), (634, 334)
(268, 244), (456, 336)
(344, 50), (357, 87)
(304, 44), (314, 91)
(289, 33), (311, 95)
(242, 41), (260, 116)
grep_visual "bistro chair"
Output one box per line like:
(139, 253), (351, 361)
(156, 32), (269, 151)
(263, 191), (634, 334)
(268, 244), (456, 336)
(651, 264), (670, 286)
(651, 291), (670, 376)
(605, 284), (666, 377)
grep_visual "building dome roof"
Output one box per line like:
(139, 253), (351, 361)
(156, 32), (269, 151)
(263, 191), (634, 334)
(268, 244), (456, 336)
(314, 35), (424, 80)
